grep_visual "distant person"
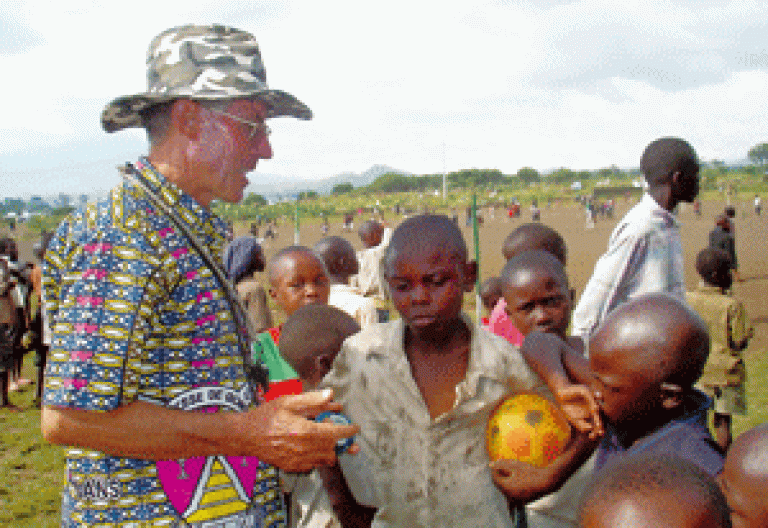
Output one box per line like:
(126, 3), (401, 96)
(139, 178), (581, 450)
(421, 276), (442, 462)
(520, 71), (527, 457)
(754, 194), (761, 216)
(278, 304), (360, 528)
(579, 453), (731, 528)
(572, 137), (700, 341)
(351, 219), (392, 322)
(0, 256), (17, 410)
(488, 223), (567, 346)
(223, 236), (274, 333)
(718, 424), (768, 528)
(709, 214), (741, 282)
(314, 236), (377, 329)
(29, 232), (53, 408)
(686, 247), (752, 451)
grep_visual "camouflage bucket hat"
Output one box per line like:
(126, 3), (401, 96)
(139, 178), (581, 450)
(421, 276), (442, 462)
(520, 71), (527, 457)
(101, 24), (312, 133)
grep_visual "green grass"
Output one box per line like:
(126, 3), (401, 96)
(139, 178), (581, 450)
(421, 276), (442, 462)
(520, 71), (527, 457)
(0, 363), (65, 527)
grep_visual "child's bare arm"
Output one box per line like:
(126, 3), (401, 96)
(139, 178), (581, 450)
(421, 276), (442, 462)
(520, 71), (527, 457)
(521, 332), (602, 437)
(317, 463), (376, 528)
(490, 429), (599, 505)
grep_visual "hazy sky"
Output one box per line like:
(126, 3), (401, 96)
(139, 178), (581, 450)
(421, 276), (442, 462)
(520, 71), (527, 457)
(1, 0), (767, 198)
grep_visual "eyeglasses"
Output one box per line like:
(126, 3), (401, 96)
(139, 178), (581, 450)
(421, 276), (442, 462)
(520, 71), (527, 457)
(208, 108), (271, 139)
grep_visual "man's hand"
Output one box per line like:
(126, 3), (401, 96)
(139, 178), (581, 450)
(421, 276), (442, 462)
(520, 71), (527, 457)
(232, 388), (360, 473)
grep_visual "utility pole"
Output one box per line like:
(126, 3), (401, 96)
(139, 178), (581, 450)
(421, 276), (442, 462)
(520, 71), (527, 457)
(442, 141), (447, 201)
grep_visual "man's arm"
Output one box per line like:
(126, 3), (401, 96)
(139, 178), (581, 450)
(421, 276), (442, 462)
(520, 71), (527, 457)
(42, 389), (358, 473)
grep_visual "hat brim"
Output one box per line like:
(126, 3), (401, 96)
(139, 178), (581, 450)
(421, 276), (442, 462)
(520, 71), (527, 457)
(100, 89), (312, 133)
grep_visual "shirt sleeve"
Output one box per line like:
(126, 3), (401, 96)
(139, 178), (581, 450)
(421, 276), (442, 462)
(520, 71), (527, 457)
(42, 216), (168, 412)
(571, 232), (642, 339)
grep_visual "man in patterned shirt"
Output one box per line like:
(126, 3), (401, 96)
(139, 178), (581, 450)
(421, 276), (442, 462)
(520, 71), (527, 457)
(571, 137), (700, 342)
(41, 24), (357, 528)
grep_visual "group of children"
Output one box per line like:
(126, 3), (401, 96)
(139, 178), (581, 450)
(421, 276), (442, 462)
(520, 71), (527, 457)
(224, 204), (763, 527)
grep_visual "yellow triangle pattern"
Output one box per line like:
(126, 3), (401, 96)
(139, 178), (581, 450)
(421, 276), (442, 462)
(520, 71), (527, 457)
(186, 459), (248, 523)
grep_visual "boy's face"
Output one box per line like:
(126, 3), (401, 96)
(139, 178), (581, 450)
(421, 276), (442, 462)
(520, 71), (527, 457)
(269, 252), (330, 317)
(588, 335), (662, 427)
(718, 454), (768, 528)
(386, 243), (475, 337)
(502, 268), (571, 339)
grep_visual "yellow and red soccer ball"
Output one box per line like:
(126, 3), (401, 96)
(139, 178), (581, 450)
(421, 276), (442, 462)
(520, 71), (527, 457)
(486, 393), (572, 467)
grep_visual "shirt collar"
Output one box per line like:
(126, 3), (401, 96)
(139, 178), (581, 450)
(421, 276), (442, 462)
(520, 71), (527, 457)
(641, 192), (680, 228)
(133, 157), (229, 238)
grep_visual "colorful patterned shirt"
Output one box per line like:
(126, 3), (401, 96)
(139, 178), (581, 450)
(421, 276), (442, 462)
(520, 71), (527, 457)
(43, 158), (285, 527)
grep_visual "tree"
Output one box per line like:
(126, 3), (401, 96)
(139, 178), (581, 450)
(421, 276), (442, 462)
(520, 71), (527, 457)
(548, 167), (575, 183)
(748, 143), (768, 165)
(298, 191), (318, 200)
(242, 193), (267, 207)
(516, 167), (540, 183)
(331, 182), (354, 195)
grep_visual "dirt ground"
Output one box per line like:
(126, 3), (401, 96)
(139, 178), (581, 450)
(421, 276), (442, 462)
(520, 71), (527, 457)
(9, 195), (767, 359)
(229, 196), (767, 360)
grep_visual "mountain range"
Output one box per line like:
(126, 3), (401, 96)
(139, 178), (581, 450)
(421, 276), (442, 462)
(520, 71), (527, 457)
(244, 164), (412, 199)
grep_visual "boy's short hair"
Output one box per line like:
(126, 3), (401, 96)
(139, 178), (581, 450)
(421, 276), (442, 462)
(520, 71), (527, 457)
(501, 223), (566, 264)
(640, 137), (699, 187)
(695, 247), (732, 286)
(479, 277), (502, 299)
(598, 294), (709, 389)
(500, 250), (569, 290)
(358, 219), (383, 239)
(384, 214), (467, 274)
(267, 245), (325, 285)
(580, 453), (731, 527)
(313, 236), (358, 278)
(279, 304), (360, 380)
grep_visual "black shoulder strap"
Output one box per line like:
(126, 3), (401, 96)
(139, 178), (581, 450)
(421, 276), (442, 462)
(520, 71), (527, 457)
(120, 163), (268, 393)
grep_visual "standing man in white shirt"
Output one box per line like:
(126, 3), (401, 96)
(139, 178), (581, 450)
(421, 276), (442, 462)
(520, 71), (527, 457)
(571, 137), (700, 341)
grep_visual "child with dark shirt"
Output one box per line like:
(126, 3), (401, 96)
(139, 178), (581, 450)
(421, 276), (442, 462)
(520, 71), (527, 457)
(523, 293), (724, 478)
(322, 214), (561, 527)
(254, 246), (331, 401)
(278, 304), (361, 528)
(580, 453), (731, 528)
(686, 247), (752, 451)
(718, 424), (768, 528)
(488, 224), (567, 346)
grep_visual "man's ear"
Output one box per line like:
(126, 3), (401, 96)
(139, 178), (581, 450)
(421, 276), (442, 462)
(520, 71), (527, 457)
(171, 99), (202, 141)
(659, 382), (684, 410)
(464, 260), (478, 292)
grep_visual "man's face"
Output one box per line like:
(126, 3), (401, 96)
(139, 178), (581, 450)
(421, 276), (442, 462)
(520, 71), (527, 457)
(502, 268), (571, 339)
(386, 243), (474, 338)
(269, 252), (330, 317)
(187, 99), (273, 207)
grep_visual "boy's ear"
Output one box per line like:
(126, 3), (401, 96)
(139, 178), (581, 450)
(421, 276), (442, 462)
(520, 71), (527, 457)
(659, 382), (684, 410)
(314, 352), (336, 379)
(464, 260), (478, 291)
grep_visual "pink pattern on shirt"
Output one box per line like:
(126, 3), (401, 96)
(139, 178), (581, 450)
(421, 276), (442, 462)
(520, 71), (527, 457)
(487, 298), (524, 346)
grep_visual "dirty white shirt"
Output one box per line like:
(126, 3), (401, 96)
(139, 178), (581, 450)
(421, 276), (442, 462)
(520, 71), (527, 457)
(323, 316), (548, 528)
